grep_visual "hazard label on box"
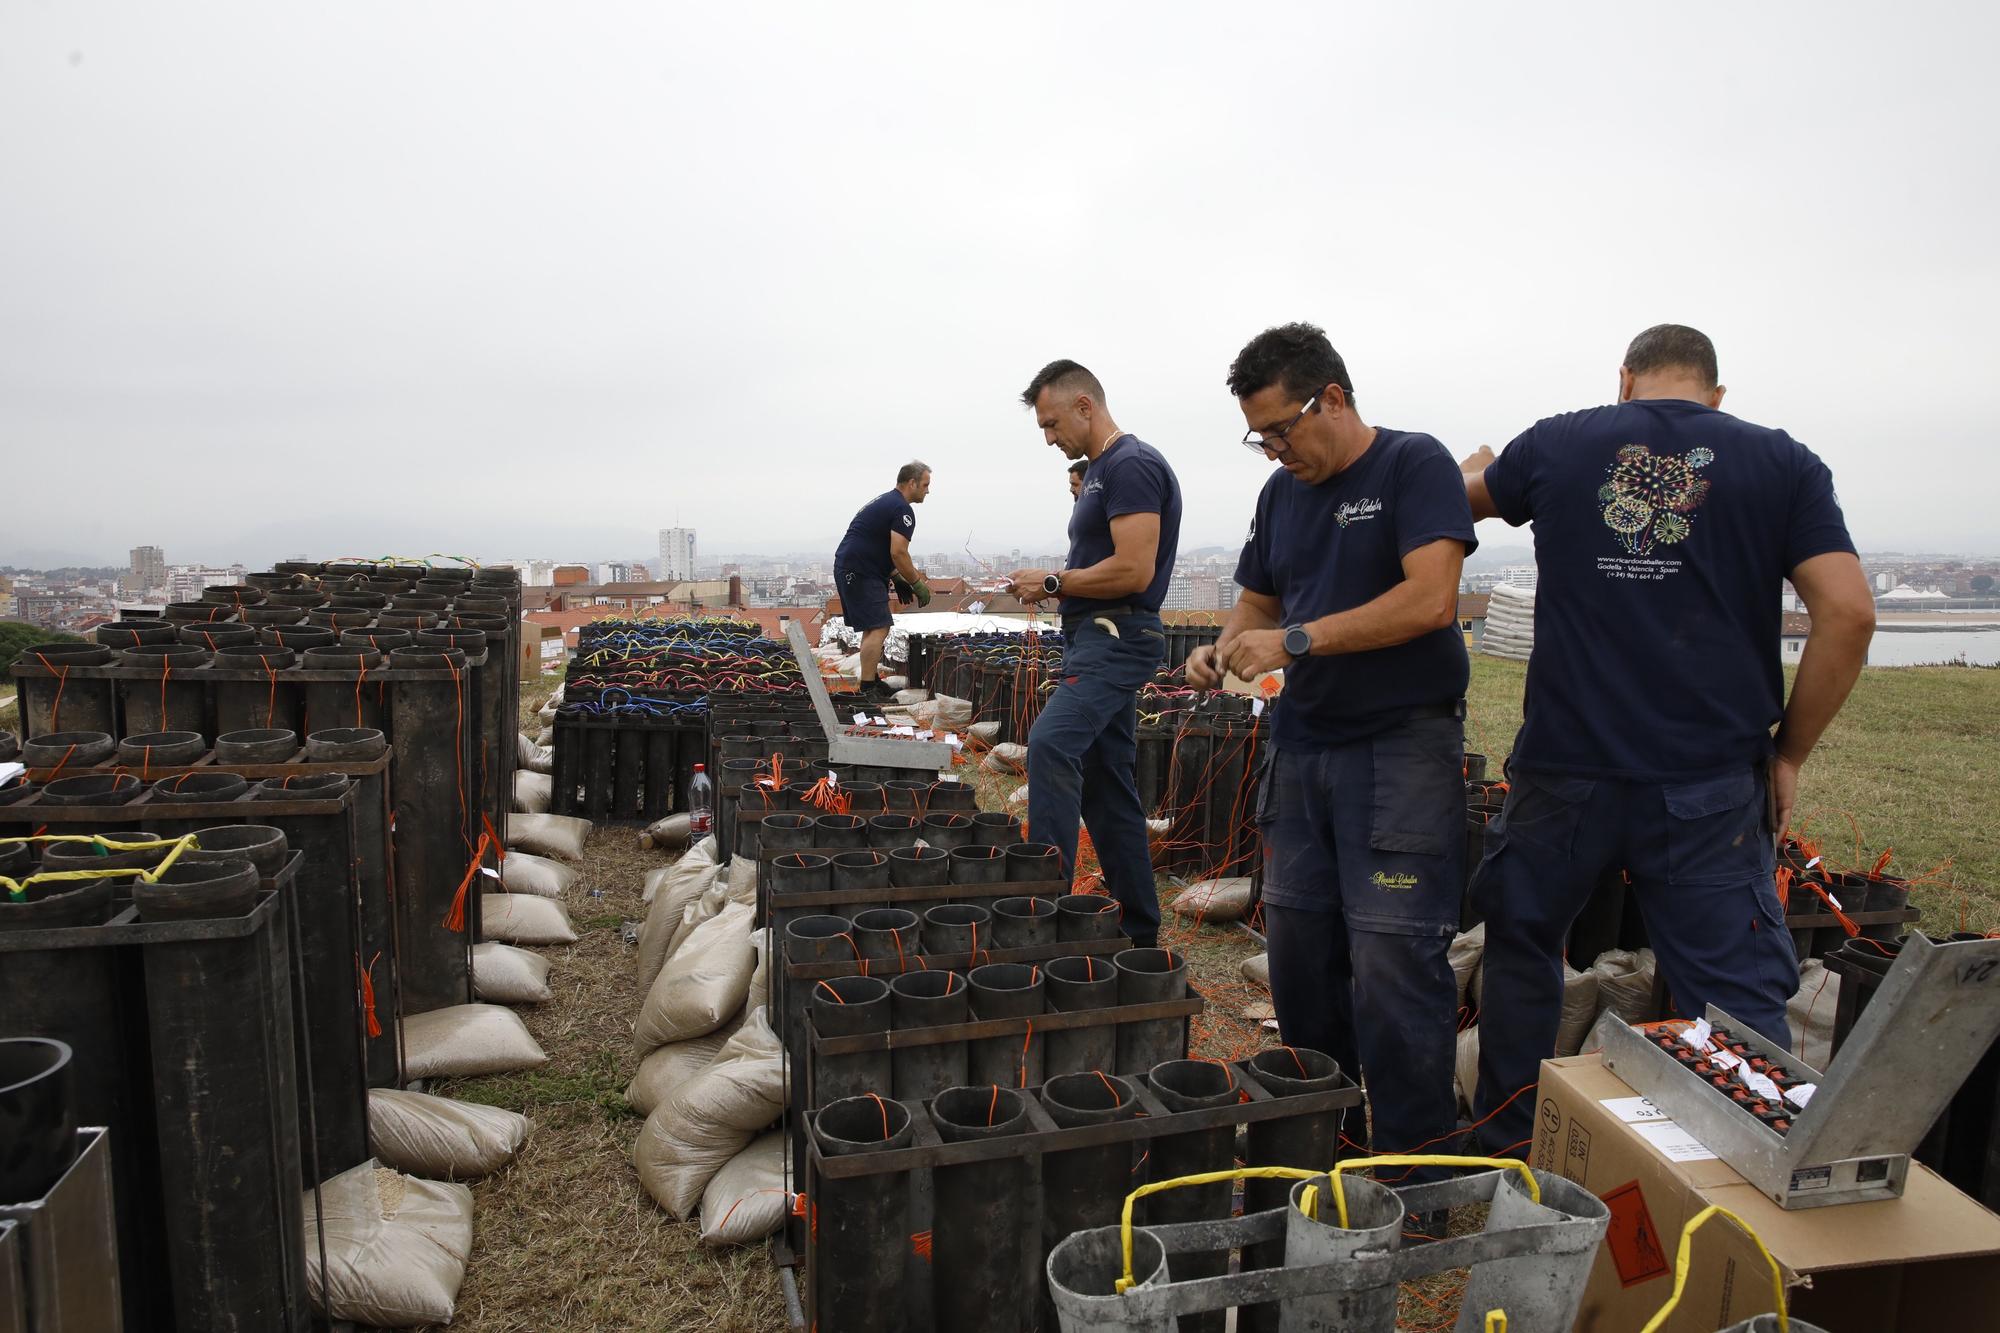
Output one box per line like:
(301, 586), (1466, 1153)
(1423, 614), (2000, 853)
(1602, 1179), (1670, 1288)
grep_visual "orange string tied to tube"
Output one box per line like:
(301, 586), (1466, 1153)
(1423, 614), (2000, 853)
(443, 829), (494, 932)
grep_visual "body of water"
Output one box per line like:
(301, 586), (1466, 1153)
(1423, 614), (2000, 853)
(1867, 627), (2000, 667)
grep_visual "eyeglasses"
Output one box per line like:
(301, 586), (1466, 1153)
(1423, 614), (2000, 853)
(1241, 393), (1319, 456)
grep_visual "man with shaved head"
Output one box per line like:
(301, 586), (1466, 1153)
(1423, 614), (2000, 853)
(1461, 323), (1875, 1157)
(1008, 359), (1183, 946)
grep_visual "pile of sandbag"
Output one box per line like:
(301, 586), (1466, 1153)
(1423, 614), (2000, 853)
(513, 770), (553, 814)
(638, 812), (692, 852)
(1480, 582), (1535, 662)
(506, 813), (592, 860)
(516, 731), (554, 775)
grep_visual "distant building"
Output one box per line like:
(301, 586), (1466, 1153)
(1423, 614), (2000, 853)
(166, 564), (245, 603)
(1457, 592), (1490, 645)
(129, 545), (166, 593)
(658, 528), (697, 582)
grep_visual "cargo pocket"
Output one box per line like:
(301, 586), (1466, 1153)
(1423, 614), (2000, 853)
(1368, 722), (1464, 857)
(1487, 771), (1597, 859)
(1663, 769), (1767, 886)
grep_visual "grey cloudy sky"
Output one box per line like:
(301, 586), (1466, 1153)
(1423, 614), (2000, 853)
(4, 2), (1995, 570)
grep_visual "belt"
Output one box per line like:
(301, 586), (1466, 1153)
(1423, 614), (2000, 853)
(1404, 699), (1468, 721)
(1060, 603), (1146, 628)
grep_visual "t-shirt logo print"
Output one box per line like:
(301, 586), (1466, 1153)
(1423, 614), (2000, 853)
(1598, 444), (1714, 556)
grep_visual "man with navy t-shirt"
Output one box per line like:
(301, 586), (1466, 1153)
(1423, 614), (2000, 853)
(1008, 359), (1182, 946)
(1188, 322), (1475, 1183)
(1462, 324), (1875, 1157)
(833, 461), (933, 700)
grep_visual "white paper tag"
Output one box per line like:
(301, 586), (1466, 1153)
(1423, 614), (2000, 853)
(1707, 1048), (1743, 1071)
(478, 865), (501, 880)
(826, 771), (839, 788)
(1784, 1083), (1817, 1109)
(853, 712), (869, 727)
(1825, 890), (1843, 911)
(1251, 698), (1266, 717)
(913, 729), (933, 740)
(944, 734), (963, 749)
(1683, 1018), (1713, 1051)
(1601, 1096), (1673, 1124)
(872, 715), (888, 727)
(939, 772), (961, 783)
(1741, 1068), (1782, 1101)
(888, 726), (916, 737)
(0, 761), (24, 786)
(1632, 1121), (1719, 1162)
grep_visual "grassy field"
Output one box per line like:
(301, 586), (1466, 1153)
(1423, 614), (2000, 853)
(425, 658), (1996, 1332)
(1467, 655), (2000, 930)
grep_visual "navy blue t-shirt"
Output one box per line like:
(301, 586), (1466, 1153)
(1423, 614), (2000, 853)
(1062, 435), (1183, 615)
(1236, 429), (1477, 749)
(833, 490), (915, 580)
(1483, 399), (1856, 781)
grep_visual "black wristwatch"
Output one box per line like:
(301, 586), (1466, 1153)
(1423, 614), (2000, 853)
(1042, 572), (1064, 597)
(1282, 624), (1312, 659)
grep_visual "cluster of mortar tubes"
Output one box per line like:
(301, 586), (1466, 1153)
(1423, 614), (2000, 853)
(810, 1047), (1349, 1333)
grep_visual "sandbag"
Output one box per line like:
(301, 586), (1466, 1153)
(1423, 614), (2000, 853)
(517, 732), (540, 766)
(982, 742), (1029, 775)
(513, 770), (553, 813)
(1592, 948), (1659, 1023)
(505, 812), (591, 860)
(1169, 877), (1253, 923)
(1242, 952), (1269, 989)
(304, 1162), (474, 1327)
(624, 1021), (740, 1116)
(1448, 924), (1485, 1008)
(401, 1004), (548, 1079)
(634, 901), (757, 1054)
(368, 1090), (533, 1180)
(479, 893), (578, 945)
(640, 858), (725, 987)
(527, 745), (553, 774)
(645, 834), (718, 904)
(1787, 958), (1840, 1070)
(535, 726), (554, 747)
(724, 854), (758, 906)
(640, 812), (692, 852)
(968, 720), (1002, 746)
(1006, 784), (1029, 812)
(913, 694), (973, 729)
(700, 1131), (788, 1246)
(893, 689), (931, 706)
(747, 928), (771, 1017)
(665, 880), (730, 965)
(1454, 1026), (1480, 1116)
(1556, 965), (1601, 1056)
(881, 674), (908, 691)
(633, 1010), (786, 1217)
(501, 850), (576, 899)
(473, 941), (554, 1004)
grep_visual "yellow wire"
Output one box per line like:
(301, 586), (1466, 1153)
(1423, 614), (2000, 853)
(0, 834), (201, 900)
(1639, 1204), (1787, 1333)
(1485, 1313), (1507, 1333)
(1115, 1166), (1324, 1293)
(1318, 1155), (1540, 1230)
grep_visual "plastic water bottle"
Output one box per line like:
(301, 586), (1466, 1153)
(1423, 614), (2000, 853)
(688, 764), (714, 838)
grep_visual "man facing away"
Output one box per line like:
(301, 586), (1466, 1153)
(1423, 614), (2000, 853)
(1068, 457), (1089, 501)
(1188, 322), (1475, 1180)
(1008, 359), (1182, 947)
(833, 461), (932, 701)
(1462, 323), (1875, 1155)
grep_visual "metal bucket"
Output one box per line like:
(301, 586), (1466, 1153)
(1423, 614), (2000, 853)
(1046, 1225), (1172, 1333)
(1282, 1172), (1405, 1333)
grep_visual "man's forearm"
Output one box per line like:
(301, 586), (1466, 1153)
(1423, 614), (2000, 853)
(1057, 554), (1147, 600)
(1304, 580), (1456, 656)
(892, 550), (920, 584)
(1774, 622), (1871, 765)
(1215, 596), (1279, 652)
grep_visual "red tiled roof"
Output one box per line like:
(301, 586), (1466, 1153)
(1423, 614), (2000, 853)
(1457, 593), (1490, 620)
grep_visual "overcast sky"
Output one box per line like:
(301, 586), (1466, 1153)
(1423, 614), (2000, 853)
(4, 2), (1995, 571)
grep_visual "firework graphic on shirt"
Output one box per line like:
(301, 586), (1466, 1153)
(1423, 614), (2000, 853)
(1599, 444), (1713, 555)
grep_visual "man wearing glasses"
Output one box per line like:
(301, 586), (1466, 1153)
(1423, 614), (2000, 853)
(834, 461), (933, 702)
(1188, 323), (1474, 1186)
(1008, 359), (1183, 947)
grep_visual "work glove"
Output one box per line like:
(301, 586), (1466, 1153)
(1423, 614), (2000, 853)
(912, 579), (933, 608)
(892, 575), (915, 605)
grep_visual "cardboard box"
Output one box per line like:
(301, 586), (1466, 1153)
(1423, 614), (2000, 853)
(1534, 1054), (2000, 1332)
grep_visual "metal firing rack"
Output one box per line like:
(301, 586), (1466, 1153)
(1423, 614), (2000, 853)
(1597, 932), (2000, 1208)
(784, 620), (959, 773)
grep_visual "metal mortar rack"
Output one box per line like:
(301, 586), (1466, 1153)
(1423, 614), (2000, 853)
(1597, 932), (2000, 1208)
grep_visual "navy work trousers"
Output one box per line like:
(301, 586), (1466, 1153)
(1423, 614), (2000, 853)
(1258, 715), (1465, 1179)
(1026, 612), (1164, 942)
(1472, 765), (1796, 1156)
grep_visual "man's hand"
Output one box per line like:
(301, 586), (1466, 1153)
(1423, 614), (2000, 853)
(1222, 628), (1294, 679)
(1770, 753), (1802, 847)
(912, 578), (933, 608)
(1008, 569), (1056, 603)
(1460, 445), (1495, 475)
(1186, 643), (1224, 690)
